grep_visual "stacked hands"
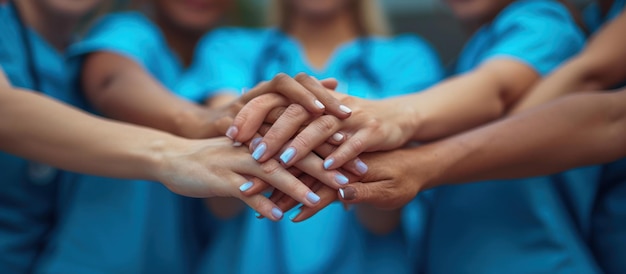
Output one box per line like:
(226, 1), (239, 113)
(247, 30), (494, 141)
(176, 72), (440, 222)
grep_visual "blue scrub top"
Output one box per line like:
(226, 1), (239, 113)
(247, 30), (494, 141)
(0, 3), (81, 273)
(32, 12), (212, 274)
(422, 1), (604, 273)
(195, 28), (444, 274)
(584, 0), (626, 33)
(194, 27), (444, 99)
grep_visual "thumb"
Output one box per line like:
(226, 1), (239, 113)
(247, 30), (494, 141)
(338, 181), (391, 206)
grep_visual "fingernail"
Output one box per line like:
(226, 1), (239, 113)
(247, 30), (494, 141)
(226, 126), (238, 140)
(339, 105), (352, 114)
(251, 137), (262, 149)
(239, 181), (254, 192)
(279, 147), (296, 164)
(232, 142), (242, 147)
(335, 173), (349, 185)
(314, 100), (325, 110)
(341, 187), (357, 200)
(332, 132), (344, 142)
(255, 212), (262, 218)
(289, 209), (302, 221)
(241, 87), (248, 95)
(306, 191), (320, 204)
(271, 207), (283, 220)
(355, 159), (368, 174)
(252, 143), (267, 161)
(323, 158), (334, 170)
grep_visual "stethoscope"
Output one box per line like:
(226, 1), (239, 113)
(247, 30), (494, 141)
(253, 29), (382, 94)
(10, 0), (60, 186)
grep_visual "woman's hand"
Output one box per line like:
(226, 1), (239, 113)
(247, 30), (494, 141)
(153, 137), (336, 221)
(235, 95), (418, 171)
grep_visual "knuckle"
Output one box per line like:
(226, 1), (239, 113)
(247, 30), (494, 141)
(294, 72), (309, 81)
(260, 160), (282, 176)
(314, 115), (339, 133)
(283, 104), (307, 120)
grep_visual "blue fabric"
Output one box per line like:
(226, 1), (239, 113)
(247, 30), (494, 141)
(584, 0), (626, 33)
(423, 1), (603, 273)
(455, 0), (585, 76)
(195, 28), (443, 274)
(33, 12), (212, 274)
(0, 3), (81, 273)
(194, 27), (444, 99)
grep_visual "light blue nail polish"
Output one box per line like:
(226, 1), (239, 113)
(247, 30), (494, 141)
(239, 181), (254, 192)
(255, 212), (262, 218)
(252, 143), (267, 161)
(335, 174), (349, 185)
(289, 209), (302, 221)
(306, 192), (320, 204)
(251, 137), (262, 149)
(280, 147), (296, 164)
(355, 160), (369, 174)
(323, 158), (334, 170)
(271, 208), (283, 220)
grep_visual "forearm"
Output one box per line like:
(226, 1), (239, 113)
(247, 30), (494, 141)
(418, 89), (626, 187)
(0, 88), (184, 180)
(82, 53), (217, 138)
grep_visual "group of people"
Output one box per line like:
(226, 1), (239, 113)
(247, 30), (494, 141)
(0, 0), (624, 273)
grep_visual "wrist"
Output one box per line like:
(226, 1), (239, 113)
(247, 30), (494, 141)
(142, 133), (190, 183)
(386, 97), (422, 144)
(174, 106), (217, 138)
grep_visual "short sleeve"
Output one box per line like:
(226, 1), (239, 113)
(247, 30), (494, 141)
(68, 12), (162, 69)
(182, 28), (267, 101)
(373, 35), (444, 97)
(483, 1), (585, 75)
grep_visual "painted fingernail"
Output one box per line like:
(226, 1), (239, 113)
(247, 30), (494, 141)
(355, 159), (369, 174)
(335, 173), (349, 185)
(314, 100), (326, 110)
(255, 212), (262, 218)
(339, 188), (345, 199)
(280, 147), (296, 164)
(339, 105), (352, 114)
(289, 209), (302, 221)
(252, 143), (267, 161)
(341, 187), (357, 200)
(332, 132), (344, 142)
(323, 158), (334, 170)
(239, 181), (254, 192)
(232, 142), (242, 147)
(306, 192), (321, 204)
(251, 137), (262, 149)
(271, 207), (284, 220)
(226, 126), (238, 140)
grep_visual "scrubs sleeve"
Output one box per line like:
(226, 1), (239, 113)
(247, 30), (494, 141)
(67, 12), (162, 70)
(482, 1), (585, 76)
(375, 35), (444, 97)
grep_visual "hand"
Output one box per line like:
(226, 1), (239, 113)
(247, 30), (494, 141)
(153, 137), (338, 221)
(225, 73), (351, 142)
(236, 95), (417, 171)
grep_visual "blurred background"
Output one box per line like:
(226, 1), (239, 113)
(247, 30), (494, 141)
(112, 0), (595, 64)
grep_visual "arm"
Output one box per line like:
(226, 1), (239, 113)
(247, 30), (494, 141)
(81, 52), (221, 138)
(338, 89), (626, 208)
(512, 10), (626, 113)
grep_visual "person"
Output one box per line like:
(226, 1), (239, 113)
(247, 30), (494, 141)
(231, 0), (604, 272)
(195, 0), (443, 273)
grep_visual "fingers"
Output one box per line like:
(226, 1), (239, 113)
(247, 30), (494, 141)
(322, 129), (372, 171)
(313, 143), (368, 177)
(292, 73), (352, 119)
(238, 158), (321, 208)
(289, 184), (338, 222)
(272, 115), (342, 166)
(319, 78), (338, 90)
(253, 104), (313, 162)
(273, 174), (318, 214)
(338, 181), (405, 210)
(226, 173), (284, 221)
(291, 150), (352, 189)
(228, 93), (289, 143)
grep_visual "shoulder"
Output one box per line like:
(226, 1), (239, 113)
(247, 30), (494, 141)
(83, 11), (159, 41)
(493, 0), (576, 30)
